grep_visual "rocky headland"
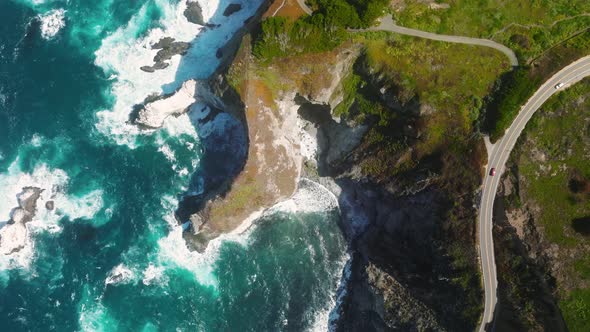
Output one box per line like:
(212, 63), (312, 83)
(135, 0), (490, 330)
(134, 79), (199, 128)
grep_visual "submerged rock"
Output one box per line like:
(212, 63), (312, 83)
(0, 187), (43, 255)
(105, 264), (135, 286)
(140, 62), (170, 73)
(223, 4), (242, 17)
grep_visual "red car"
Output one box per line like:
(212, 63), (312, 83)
(490, 168), (496, 176)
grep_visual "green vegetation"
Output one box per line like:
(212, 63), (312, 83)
(358, 33), (509, 155)
(575, 257), (590, 280)
(333, 70), (389, 125)
(391, 1), (590, 142)
(562, 288), (590, 332)
(485, 30), (590, 141)
(392, 0), (590, 61)
(484, 68), (541, 140)
(254, 0), (390, 61)
(306, 0), (390, 28)
(518, 80), (590, 245)
(514, 78), (590, 331)
(253, 15), (347, 60)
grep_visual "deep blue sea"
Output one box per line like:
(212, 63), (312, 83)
(0, 0), (347, 330)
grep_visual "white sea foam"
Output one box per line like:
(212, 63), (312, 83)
(31, 133), (43, 147)
(327, 258), (352, 330)
(93, 0), (200, 147)
(105, 263), (135, 286)
(271, 178), (339, 215)
(142, 263), (165, 286)
(161, 112), (200, 140)
(154, 195), (253, 289)
(59, 190), (105, 222)
(0, 159), (105, 272)
(78, 286), (119, 332)
(93, 0), (263, 147)
(158, 144), (176, 163)
(38, 9), (66, 40)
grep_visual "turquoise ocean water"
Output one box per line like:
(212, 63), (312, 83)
(0, 0), (347, 330)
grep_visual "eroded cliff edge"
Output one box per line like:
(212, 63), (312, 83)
(192, 27), (491, 332)
(134, 1), (509, 330)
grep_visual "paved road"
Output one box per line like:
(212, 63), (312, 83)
(478, 55), (590, 332)
(286, 3), (590, 330)
(368, 16), (519, 67)
(292, 3), (518, 66)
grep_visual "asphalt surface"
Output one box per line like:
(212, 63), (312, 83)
(478, 56), (590, 332)
(369, 16), (519, 67)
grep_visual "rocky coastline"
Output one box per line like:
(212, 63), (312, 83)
(0, 187), (44, 255)
(131, 0), (485, 329)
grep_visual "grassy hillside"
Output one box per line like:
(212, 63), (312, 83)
(359, 33), (509, 156)
(392, 0), (590, 61)
(510, 78), (590, 331)
(485, 30), (590, 141)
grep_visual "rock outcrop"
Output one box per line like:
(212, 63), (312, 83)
(141, 37), (192, 73)
(134, 80), (199, 128)
(223, 4), (242, 17)
(0, 187), (43, 255)
(184, 1), (205, 26)
(177, 38), (360, 251)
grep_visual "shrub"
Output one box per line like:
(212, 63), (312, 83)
(253, 0), (390, 61)
(484, 68), (541, 141)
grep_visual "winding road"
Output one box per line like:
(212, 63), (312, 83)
(478, 55), (590, 331)
(368, 16), (519, 67)
(295, 2), (518, 66)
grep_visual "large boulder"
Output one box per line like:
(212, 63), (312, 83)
(0, 187), (43, 255)
(223, 4), (242, 17)
(184, 1), (205, 25)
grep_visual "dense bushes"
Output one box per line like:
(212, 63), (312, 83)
(254, 0), (389, 61)
(484, 68), (541, 141)
(307, 0), (389, 27)
(253, 15), (347, 60)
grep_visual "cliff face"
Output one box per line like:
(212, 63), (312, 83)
(493, 172), (567, 331)
(177, 36), (483, 332)
(305, 105), (483, 331)
(160, 1), (487, 329)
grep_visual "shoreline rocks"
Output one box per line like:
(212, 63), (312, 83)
(0, 187), (43, 255)
(223, 4), (242, 17)
(184, 1), (205, 26)
(134, 79), (199, 128)
(140, 37), (192, 73)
